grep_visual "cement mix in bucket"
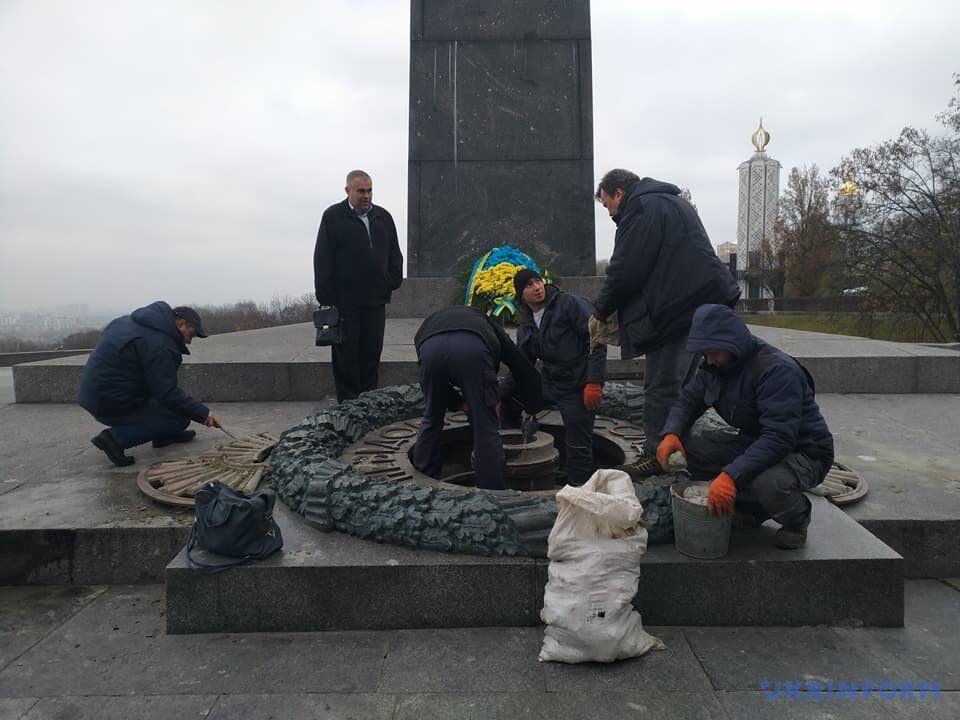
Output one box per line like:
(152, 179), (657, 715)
(684, 485), (709, 507)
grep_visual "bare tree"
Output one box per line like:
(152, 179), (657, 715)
(836, 76), (960, 341)
(775, 165), (838, 297)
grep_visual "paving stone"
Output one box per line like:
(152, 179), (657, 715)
(717, 690), (899, 719)
(392, 691), (723, 720)
(683, 626), (904, 690)
(943, 579), (960, 592)
(541, 628), (712, 692)
(835, 580), (960, 690)
(870, 691), (960, 720)
(378, 627), (545, 692)
(0, 585), (105, 670)
(0, 586), (388, 697)
(0, 698), (38, 719)
(22, 695), (217, 720)
(206, 694), (395, 720)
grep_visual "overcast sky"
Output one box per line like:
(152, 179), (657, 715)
(1, 0), (958, 314)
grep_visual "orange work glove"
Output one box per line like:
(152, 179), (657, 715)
(656, 433), (685, 471)
(707, 472), (737, 516)
(583, 382), (603, 411)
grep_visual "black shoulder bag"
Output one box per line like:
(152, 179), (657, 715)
(186, 481), (283, 573)
(313, 306), (343, 346)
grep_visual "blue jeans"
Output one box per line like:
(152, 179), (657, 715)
(94, 399), (190, 449)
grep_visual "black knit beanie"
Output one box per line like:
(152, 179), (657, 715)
(513, 268), (542, 299)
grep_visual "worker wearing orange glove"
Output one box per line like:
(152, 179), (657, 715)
(657, 304), (835, 549)
(502, 268), (608, 485)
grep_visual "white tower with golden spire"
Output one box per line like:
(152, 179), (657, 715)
(736, 119), (781, 299)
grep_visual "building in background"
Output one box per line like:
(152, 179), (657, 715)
(736, 120), (781, 299)
(716, 241), (737, 265)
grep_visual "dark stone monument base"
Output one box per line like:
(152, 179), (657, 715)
(165, 497), (903, 634)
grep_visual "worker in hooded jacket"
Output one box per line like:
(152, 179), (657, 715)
(656, 304), (834, 549)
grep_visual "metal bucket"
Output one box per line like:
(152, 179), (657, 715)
(670, 480), (732, 559)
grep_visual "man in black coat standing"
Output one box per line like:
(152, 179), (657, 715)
(593, 169), (741, 459)
(314, 170), (404, 402)
(78, 301), (223, 467)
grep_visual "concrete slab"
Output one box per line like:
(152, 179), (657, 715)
(207, 694), (395, 720)
(540, 627), (711, 692)
(166, 495), (902, 632)
(834, 579), (960, 690)
(0, 586), (391, 697)
(683, 626), (907, 690)
(378, 627), (545, 692)
(0, 400), (320, 584)
(13, 319), (960, 402)
(818, 394), (960, 577)
(0, 586), (105, 670)
(0, 698), (39, 718)
(0, 583), (955, 715)
(716, 692), (898, 719)
(21, 696), (218, 720)
(392, 692), (725, 720)
(0, 368), (13, 405)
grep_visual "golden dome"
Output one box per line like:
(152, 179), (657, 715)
(838, 169), (860, 197)
(751, 118), (770, 152)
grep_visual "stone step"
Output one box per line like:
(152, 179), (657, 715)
(165, 497), (903, 634)
(11, 318), (960, 402)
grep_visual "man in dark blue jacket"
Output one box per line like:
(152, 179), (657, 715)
(505, 269), (607, 485)
(413, 306), (542, 490)
(78, 301), (222, 467)
(656, 304), (834, 549)
(593, 170), (741, 460)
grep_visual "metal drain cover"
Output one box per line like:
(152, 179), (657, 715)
(137, 433), (278, 508)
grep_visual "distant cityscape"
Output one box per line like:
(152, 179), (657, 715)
(0, 304), (114, 343)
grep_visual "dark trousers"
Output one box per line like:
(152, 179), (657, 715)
(413, 332), (505, 490)
(684, 431), (827, 528)
(643, 333), (699, 455)
(93, 399), (190, 450)
(503, 383), (596, 486)
(332, 304), (386, 403)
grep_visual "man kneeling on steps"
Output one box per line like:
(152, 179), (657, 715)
(78, 301), (223, 466)
(655, 304), (834, 549)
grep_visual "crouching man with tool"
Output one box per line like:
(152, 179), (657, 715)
(413, 306), (543, 490)
(655, 304), (834, 549)
(78, 301), (224, 467)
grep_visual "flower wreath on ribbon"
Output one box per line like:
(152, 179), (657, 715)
(463, 245), (550, 321)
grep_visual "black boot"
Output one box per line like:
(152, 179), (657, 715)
(774, 525), (808, 549)
(152, 430), (196, 448)
(91, 430), (135, 467)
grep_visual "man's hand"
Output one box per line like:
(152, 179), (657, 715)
(707, 472), (737, 516)
(583, 382), (603, 411)
(656, 433), (686, 471)
(204, 412), (222, 428)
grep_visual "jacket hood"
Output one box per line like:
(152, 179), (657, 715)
(614, 178), (681, 224)
(516, 283), (560, 327)
(131, 301), (189, 354)
(686, 304), (756, 360)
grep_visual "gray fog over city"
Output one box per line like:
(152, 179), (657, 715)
(1, 0), (958, 325)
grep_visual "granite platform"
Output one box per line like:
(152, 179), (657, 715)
(11, 318), (960, 403)
(165, 494), (903, 633)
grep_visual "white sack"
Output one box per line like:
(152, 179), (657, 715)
(539, 468), (665, 663)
